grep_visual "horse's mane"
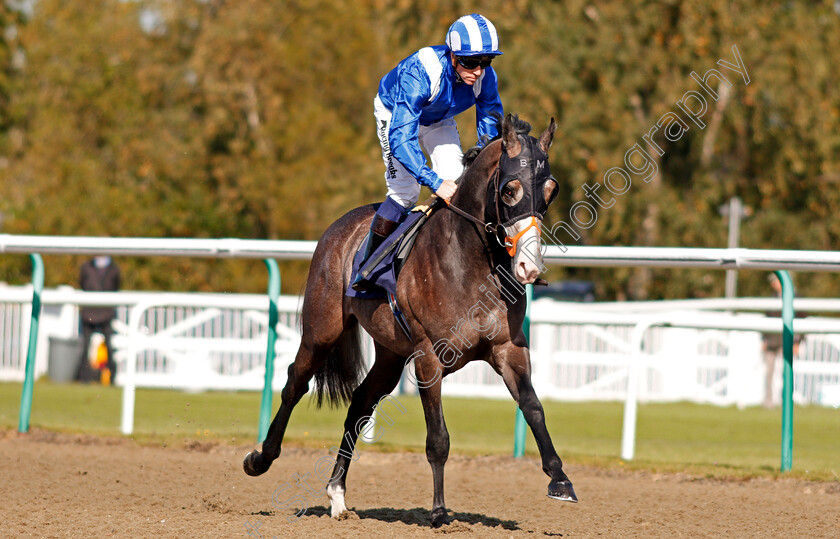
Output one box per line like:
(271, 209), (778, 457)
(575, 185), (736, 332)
(461, 113), (532, 168)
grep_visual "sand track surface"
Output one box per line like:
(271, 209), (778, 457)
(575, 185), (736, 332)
(2, 429), (838, 538)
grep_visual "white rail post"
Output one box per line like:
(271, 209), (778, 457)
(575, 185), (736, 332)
(620, 318), (663, 460)
(121, 300), (152, 435)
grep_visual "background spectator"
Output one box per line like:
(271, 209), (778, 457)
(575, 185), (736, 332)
(76, 256), (120, 383)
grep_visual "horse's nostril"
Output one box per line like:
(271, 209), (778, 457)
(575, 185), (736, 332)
(516, 260), (539, 283)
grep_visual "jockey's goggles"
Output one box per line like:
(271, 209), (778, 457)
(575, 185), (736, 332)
(456, 55), (493, 69)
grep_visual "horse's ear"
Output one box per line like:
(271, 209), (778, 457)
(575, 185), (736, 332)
(539, 117), (557, 153)
(502, 113), (522, 158)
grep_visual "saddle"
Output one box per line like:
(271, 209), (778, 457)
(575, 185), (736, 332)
(345, 197), (443, 339)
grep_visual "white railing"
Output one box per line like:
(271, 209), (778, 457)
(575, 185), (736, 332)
(3, 237), (840, 455)
(430, 299), (840, 406)
(541, 245), (840, 270)
(0, 235), (318, 259)
(4, 235), (840, 270)
(4, 286), (840, 410)
(0, 286), (306, 386)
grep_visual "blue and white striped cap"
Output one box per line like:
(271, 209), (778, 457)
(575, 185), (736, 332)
(445, 14), (502, 57)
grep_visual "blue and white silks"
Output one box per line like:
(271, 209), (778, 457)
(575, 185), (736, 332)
(376, 45), (503, 194)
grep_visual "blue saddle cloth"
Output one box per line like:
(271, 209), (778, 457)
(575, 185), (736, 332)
(345, 203), (435, 300)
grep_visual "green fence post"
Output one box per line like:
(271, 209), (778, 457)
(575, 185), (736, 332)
(18, 254), (44, 434)
(775, 270), (795, 472)
(258, 259), (281, 443)
(513, 284), (533, 458)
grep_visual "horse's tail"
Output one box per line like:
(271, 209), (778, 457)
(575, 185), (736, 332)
(313, 316), (365, 408)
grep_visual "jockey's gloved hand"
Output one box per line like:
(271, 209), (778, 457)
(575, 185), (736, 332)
(434, 180), (458, 202)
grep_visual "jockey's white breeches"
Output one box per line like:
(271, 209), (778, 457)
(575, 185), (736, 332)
(374, 95), (465, 208)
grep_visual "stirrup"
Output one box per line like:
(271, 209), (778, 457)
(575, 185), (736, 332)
(351, 257), (380, 291)
(351, 275), (377, 292)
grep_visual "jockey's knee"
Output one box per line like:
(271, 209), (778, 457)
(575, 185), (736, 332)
(435, 159), (464, 182)
(385, 182), (421, 209)
(376, 195), (408, 222)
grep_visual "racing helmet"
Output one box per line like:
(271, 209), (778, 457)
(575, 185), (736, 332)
(445, 14), (503, 57)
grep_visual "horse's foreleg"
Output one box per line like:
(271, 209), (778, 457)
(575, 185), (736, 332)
(243, 341), (322, 476)
(495, 343), (578, 503)
(326, 345), (405, 518)
(414, 346), (451, 527)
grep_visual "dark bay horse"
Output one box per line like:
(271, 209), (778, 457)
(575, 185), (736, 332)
(243, 114), (577, 527)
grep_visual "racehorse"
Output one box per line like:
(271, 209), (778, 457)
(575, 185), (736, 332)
(243, 113), (577, 527)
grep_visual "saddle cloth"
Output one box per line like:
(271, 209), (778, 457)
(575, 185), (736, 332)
(345, 198), (440, 300)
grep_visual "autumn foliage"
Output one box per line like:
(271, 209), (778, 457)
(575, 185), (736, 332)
(1, 1), (839, 299)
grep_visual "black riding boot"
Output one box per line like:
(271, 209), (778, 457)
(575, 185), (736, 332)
(351, 213), (400, 292)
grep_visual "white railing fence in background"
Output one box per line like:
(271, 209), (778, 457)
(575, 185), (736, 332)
(434, 299), (840, 407)
(3, 285), (840, 410)
(3, 237), (840, 468)
(0, 286), (304, 388)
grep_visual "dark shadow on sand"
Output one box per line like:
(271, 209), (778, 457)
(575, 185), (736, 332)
(306, 505), (520, 530)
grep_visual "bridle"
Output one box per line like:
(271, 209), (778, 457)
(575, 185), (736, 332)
(442, 166), (519, 254)
(444, 147), (546, 257)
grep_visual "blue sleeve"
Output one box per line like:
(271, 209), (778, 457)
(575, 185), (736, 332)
(387, 61), (443, 191)
(475, 67), (504, 145)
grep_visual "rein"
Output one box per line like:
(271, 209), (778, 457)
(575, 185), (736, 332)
(444, 166), (515, 253)
(445, 167), (510, 248)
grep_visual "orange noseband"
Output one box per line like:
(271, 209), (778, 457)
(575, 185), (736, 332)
(504, 216), (540, 257)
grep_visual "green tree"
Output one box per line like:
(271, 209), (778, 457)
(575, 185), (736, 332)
(1, 1), (839, 301)
(498, 0), (840, 299)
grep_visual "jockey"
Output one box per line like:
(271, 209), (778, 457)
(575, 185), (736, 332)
(352, 13), (505, 292)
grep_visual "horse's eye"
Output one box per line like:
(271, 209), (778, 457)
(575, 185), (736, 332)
(501, 179), (524, 206)
(543, 178), (559, 205)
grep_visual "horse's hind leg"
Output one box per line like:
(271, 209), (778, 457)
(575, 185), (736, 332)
(244, 300), (360, 477)
(243, 337), (328, 476)
(494, 342), (577, 502)
(325, 344), (406, 517)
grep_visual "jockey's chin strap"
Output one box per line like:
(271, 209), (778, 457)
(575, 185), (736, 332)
(442, 167), (518, 254)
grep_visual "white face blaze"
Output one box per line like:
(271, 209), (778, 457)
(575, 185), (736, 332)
(505, 216), (544, 284)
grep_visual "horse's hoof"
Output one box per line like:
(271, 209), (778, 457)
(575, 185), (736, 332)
(327, 484), (347, 518)
(243, 451), (269, 476)
(430, 507), (450, 528)
(547, 479), (578, 503)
